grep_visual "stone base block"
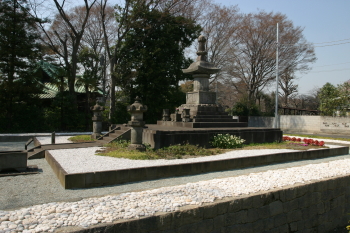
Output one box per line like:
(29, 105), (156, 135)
(91, 133), (102, 140)
(178, 104), (225, 117)
(128, 144), (146, 152)
(186, 91), (216, 105)
(0, 151), (27, 172)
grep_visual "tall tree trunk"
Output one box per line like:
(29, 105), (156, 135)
(109, 72), (116, 122)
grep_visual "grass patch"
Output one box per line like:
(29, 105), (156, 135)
(68, 135), (96, 143)
(284, 134), (350, 142)
(97, 140), (227, 160)
(97, 140), (328, 160)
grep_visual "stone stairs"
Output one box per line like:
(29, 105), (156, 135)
(27, 126), (131, 159)
(97, 125), (131, 145)
(27, 142), (100, 159)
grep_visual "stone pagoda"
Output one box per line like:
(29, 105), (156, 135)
(158, 35), (247, 128)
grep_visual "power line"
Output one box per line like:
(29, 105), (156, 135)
(313, 61), (350, 68)
(309, 68), (350, 73)
(314, 41), (350, 47)
(279, 41), (350, 48)
(313, 38), (350, 45)
(278, 37), (350, 48)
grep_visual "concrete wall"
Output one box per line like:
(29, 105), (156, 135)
(67, 174), (350, 233)
(249, 116), (350, 135)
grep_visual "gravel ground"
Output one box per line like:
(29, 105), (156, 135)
(36, 137), (74, 145)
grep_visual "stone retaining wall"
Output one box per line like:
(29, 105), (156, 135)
(65, 174), (350, 233)
(143, 128), (282, 149)
(249, 116), (350, 135)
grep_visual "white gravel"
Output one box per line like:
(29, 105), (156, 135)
(36, 136), (74, 145)
(1, 156), (350, 232)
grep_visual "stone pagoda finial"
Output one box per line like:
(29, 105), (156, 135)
(182, 35), (220, 75)
(196, 35), (208, 61)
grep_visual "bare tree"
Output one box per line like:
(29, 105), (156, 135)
(279, 68), (298, 107)
(226, 11), (316, 105)
(35, 0), (98, 102)
(201, 4), (241, 83)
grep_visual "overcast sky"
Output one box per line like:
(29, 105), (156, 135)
(214, 0), (350, 95)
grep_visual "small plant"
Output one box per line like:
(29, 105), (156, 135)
(210, 134), (245, 149)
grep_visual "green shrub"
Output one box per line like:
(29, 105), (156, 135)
(210, 134), (245, 149)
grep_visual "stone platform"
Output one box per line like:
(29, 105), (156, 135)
(144, 124), (282, 149)
(46, 146), (349, 189)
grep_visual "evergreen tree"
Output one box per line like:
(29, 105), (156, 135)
(115, 1), (201, 123)
(318, 82), (350, 116)
(0, 0), (43, 131)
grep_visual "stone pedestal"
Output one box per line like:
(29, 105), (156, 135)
(127, 97), (147, 151)
(186, 91), (216, 105)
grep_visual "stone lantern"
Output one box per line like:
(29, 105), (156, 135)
(91, 101), (104, 139)
(127, 96), (148, 151)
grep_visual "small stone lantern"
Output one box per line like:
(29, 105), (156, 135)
(91, 101), (104, 139)
(127, 96), (148, 151)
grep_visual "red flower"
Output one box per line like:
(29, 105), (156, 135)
(319, 141), (325, 146)
(297, 138), (301, 142)
(292, 137), (297, 141)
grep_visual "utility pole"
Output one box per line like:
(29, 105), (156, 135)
(274, 23), (279, 128)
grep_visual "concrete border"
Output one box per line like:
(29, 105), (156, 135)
(45, 146), (349, 189)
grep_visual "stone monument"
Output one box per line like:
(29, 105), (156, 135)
(177, 35), (231, 123)
(158, 35), (241, 127)
(127, 97), (148, 151)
